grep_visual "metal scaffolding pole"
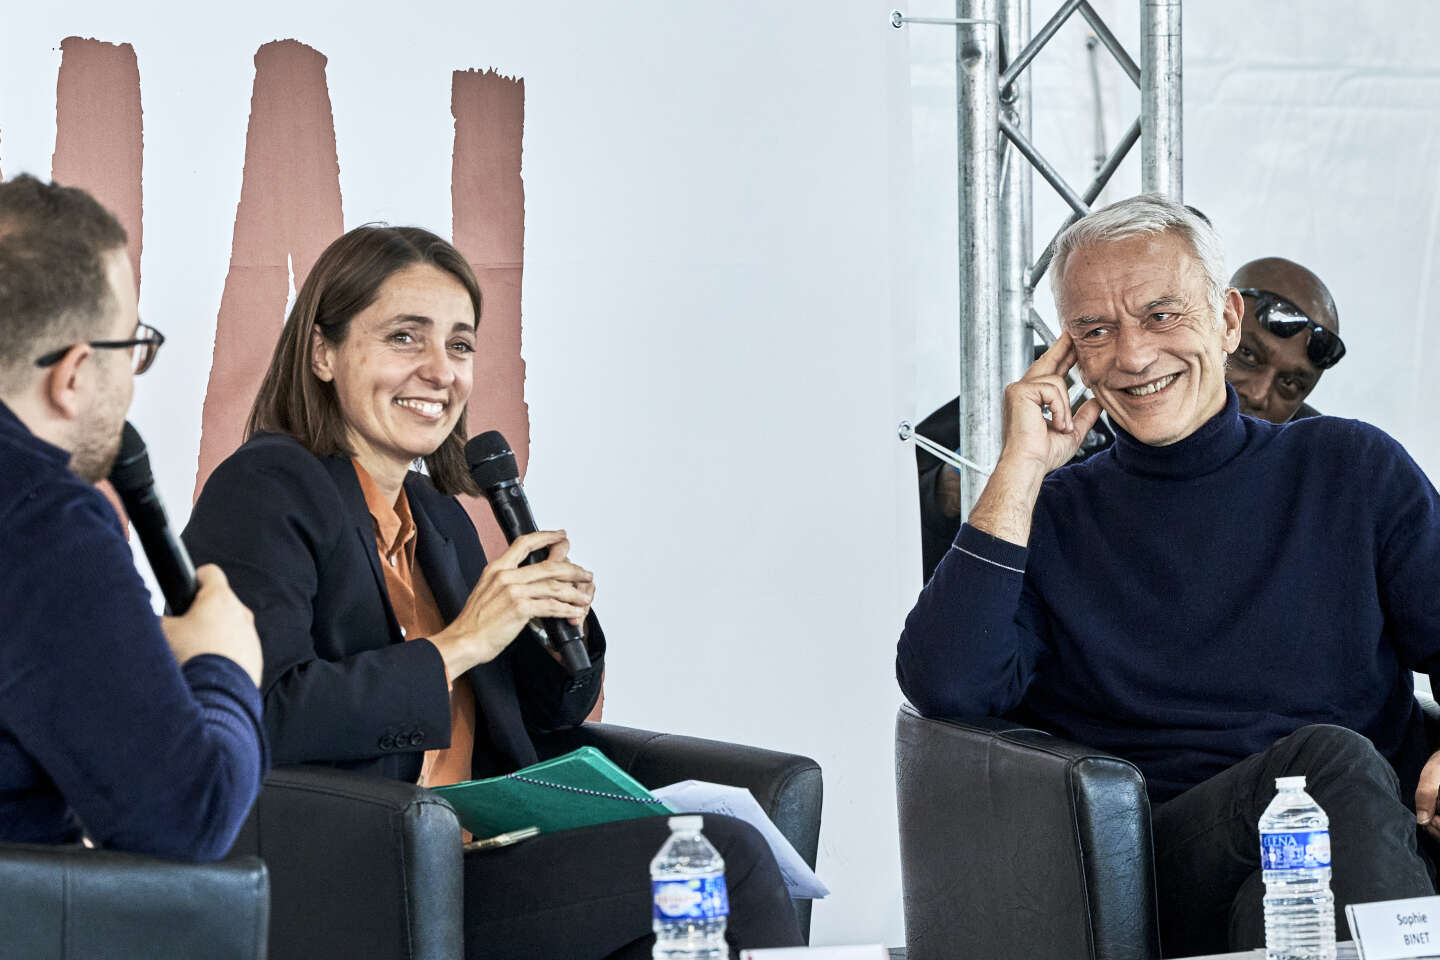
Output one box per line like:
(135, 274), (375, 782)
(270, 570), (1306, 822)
(1141, 0), (1183, 198)
(997, 0), (1034, 396)
(893, 0), (1182, 521)
(955, 0), (1002, 515)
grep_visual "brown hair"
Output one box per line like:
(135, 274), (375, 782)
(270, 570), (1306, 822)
(0, 175), (128, 393)
(247, 224), (482, 496)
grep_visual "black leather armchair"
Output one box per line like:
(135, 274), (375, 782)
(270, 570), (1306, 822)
(894, 703), (1158, 960)
(236, 721), (824, 960)
(0, 842), (269, 960)
(894, 691), (1440, 960)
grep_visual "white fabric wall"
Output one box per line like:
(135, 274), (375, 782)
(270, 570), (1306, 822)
(3, 1), (1436, 949)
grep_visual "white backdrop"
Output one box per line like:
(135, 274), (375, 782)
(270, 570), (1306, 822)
(3, 1), (1437, 948)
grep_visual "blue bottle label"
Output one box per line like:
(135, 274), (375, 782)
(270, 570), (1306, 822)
(652, 875), (730, 920)
(1260, 829), (1331, 870)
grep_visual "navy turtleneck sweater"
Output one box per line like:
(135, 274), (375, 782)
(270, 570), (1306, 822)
(897, 386), (1440, 804)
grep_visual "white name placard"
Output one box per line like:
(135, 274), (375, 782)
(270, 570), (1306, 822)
(1346, 895), (1440, 959)
(740, 948), (887, 960)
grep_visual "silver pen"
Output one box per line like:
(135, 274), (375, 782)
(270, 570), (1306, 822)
(463, 825), (541, 852)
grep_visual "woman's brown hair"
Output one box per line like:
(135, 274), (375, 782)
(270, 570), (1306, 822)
(246, 224), (481, 496)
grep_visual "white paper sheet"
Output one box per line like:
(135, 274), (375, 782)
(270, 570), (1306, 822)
(652, 780), (830, 900)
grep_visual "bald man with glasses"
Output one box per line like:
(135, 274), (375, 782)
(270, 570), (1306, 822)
(0, 174), (266, 861)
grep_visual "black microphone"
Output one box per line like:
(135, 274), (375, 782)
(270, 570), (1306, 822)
(108, 421), (198, 615)
(465, 431), (591, 675)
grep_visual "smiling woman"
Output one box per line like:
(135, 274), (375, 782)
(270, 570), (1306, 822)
(246, 225), (483, 499)
(308, 263), (478, 503)
(180, 223), (802, 959)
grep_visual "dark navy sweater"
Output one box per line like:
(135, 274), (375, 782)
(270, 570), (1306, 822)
(897, 387), (1440, 804)
(0, 401), (267, 860)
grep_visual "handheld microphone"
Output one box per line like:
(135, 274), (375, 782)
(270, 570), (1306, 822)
(108, 421), (199, 615)
(465, 431), (591, 676)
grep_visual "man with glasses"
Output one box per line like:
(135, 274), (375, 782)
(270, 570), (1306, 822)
(899, 195), (1436, 956)
(0, 174), (266, 861)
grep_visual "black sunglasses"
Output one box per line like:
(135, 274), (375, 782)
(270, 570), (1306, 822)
(1238, 289), (1345, 370)
(34, 321), (166, 376)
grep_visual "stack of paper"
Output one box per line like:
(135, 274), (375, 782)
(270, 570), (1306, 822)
(653, 780), (830, 899)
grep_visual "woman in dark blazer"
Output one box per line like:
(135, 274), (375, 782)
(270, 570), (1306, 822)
(183, 225), (800, 960)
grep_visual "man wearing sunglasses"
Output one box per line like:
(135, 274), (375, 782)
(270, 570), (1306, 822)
(1228, 256), (1344, 424)
(0, 174), (266, 861)
(899, 194), (1438, 956)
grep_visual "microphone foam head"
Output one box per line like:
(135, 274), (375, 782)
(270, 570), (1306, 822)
(465, 430), (520, 490)
(108, 421), (153, 492)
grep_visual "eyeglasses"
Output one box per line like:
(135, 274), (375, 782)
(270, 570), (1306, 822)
(34, 321), (166, 376)
(1238, 289), (1345, 370)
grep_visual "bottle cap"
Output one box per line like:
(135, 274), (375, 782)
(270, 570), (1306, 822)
(1275, 776), (1307, 790)
(668, 815), (703, 832)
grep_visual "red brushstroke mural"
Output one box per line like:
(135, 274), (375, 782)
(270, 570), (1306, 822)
(452, 68), (530, 561)
(193, 40), (345, 500)
(51, 36), (144, 521)
(450, 68), (600, 719)
(27, 38), (587, 710)
(52, 37), (143, 289)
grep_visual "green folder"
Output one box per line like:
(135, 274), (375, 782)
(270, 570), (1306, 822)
(429, 746), (675, 837)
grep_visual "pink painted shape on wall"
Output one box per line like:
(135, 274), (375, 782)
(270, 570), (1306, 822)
(452, 68), (530, 561)
(452, 70), (603, 716)
(194, 40), (345, 500)
(51, 37), (143, 290)
(51, 37), (144, 527)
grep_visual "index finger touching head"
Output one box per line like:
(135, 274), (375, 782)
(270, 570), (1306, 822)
(1026, 331), (1076, 379)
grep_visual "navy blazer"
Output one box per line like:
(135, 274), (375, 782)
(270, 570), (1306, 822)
(183, 432), (604, 783)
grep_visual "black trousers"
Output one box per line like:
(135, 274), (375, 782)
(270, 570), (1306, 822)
(1153, 724), (1435, 958)
(462, 813), (804, 960)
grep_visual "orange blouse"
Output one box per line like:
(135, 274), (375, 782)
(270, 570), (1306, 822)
(353, 461), (476, 790)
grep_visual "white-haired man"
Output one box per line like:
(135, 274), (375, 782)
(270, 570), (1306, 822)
(897, 194), (1438, 955)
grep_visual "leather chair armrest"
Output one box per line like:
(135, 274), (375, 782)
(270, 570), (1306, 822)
(0, 842), (268, 960)
(228, 765), (463, 960)
(535, 722), (823, 940)
(895, 703), (1158, 960)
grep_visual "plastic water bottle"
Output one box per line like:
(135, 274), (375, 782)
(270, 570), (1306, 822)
(651, 815), (729, 960)
(1259, 776), (1335, 960)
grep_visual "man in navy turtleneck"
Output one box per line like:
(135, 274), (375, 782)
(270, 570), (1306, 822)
(897, 194), (1439, 956)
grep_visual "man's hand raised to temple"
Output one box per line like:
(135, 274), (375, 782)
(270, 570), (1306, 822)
(966, 333), (1102, 547)
(999, 332), (1103, 475)
(1414, 749), (1440, 842)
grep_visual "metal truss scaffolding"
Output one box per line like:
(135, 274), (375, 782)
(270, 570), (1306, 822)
(895, 0), (1182, 516)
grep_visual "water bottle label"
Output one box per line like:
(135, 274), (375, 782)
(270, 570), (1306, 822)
(652, 876), (730, 920)
(1260, 829), (1331, 870)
